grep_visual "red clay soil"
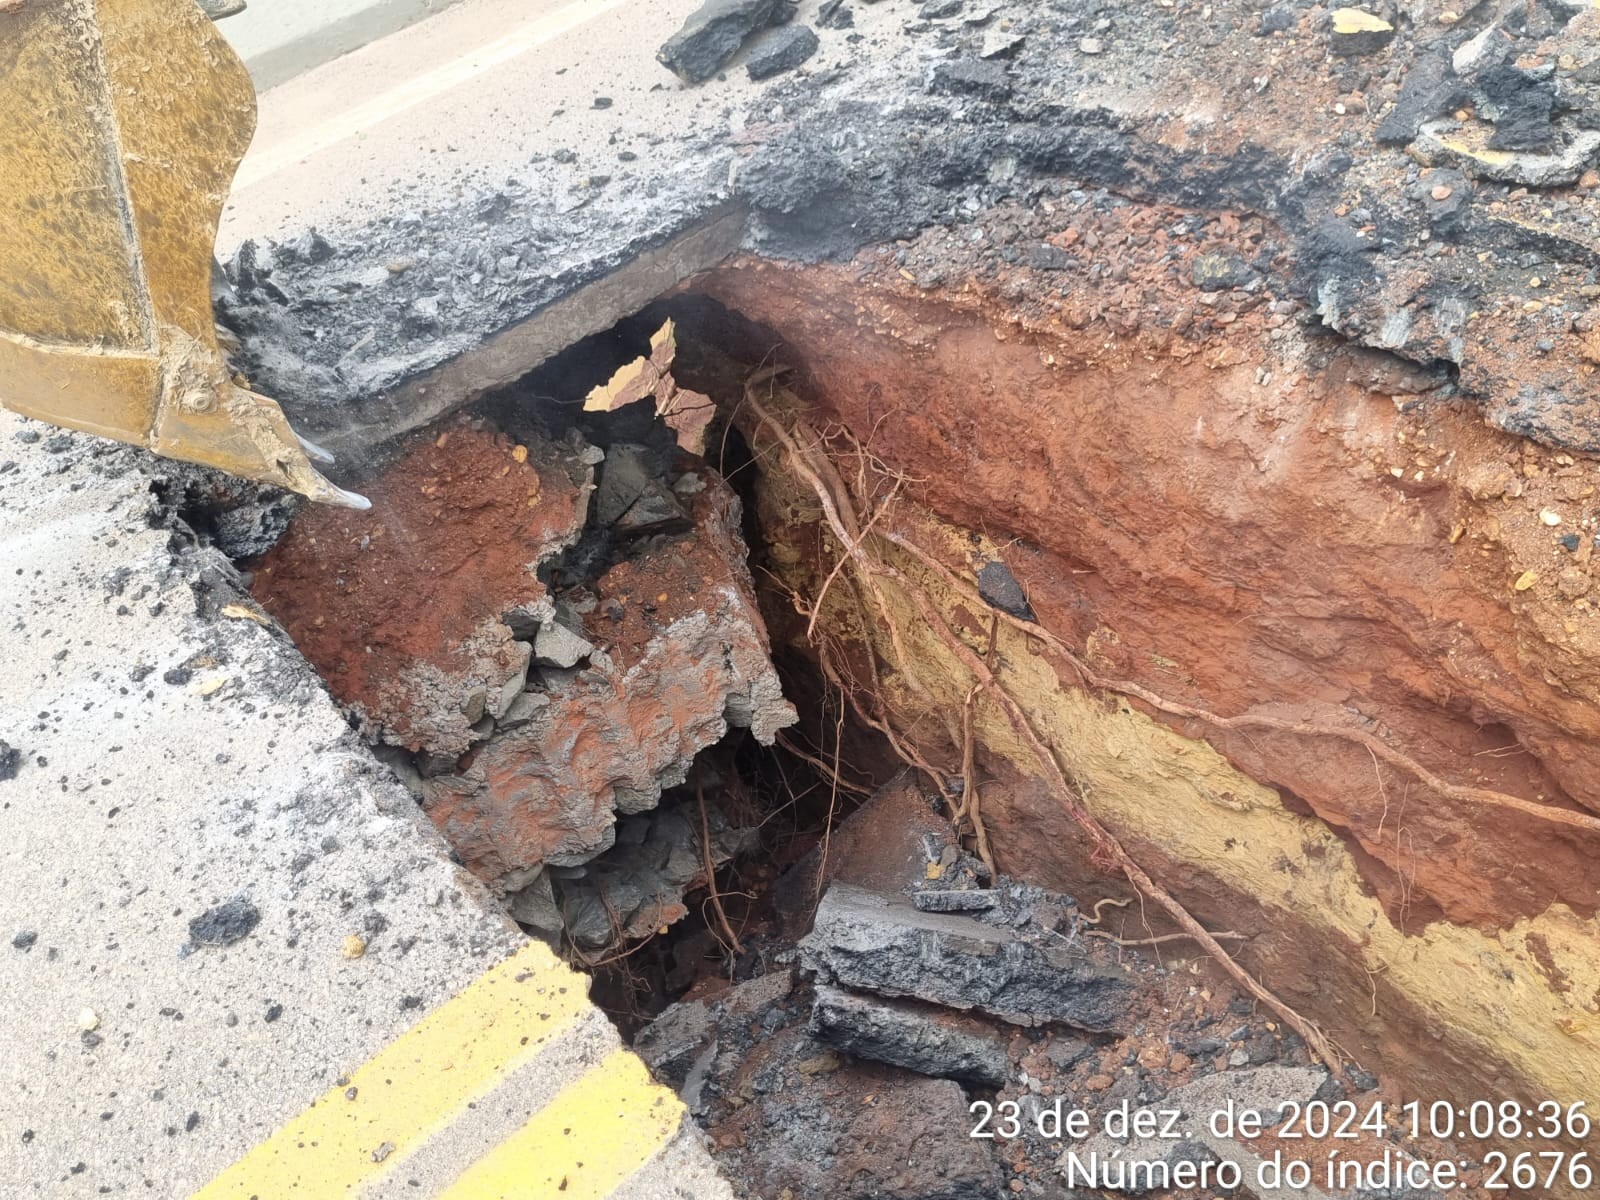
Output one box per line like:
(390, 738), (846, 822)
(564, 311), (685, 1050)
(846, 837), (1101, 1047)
(419, 474), (794, 883)
(694, 256), (1600, 937)
(690, 251), (1600, 1127)
(251, 419), (586, 747)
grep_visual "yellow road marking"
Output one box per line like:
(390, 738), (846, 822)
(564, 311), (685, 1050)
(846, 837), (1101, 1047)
(439, 1048), (683, 1200)
(191, 941), (589, 1198)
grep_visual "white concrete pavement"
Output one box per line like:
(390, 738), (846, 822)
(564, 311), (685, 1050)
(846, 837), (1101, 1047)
(0, 413), (732, 1197)
(3, 3), (864, 1190)
(220, 0), (467, 91)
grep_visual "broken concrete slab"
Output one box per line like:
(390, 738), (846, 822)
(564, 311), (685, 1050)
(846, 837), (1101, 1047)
(214, 0), (1600, 470)
(801, 884), (1136, 1031)
(746, 24), (819, 80)
(658, 0), (782, 84)
(811, 984), (1010, 1087)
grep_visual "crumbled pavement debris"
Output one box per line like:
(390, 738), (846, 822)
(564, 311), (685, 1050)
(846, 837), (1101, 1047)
(975, 559), (1035, 622)
(817, 0), (851, 30)
(1481, 64), (1558, 152)
(801, 883), (1137, 1031)
(620, 780), (1440, 1200)
(1189, 250), (1257, 291)
(1327, 7), (1395, 57)
(1373, 51), (1466, 147)
(927, 57), (1012, 101)
(629, 781), (1437, 1199)
(11, 929), (37, 951)
(810, 984), (1009, 1087)
(745, 24), (819, 81)
(0, 740), (20, 782)
(658, 0), (783, 84)
(186, 898), (262, 948)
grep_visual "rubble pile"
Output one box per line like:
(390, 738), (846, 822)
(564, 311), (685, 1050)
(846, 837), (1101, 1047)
(251, 351), (796, 952)
(626, 781), (1452, 1200)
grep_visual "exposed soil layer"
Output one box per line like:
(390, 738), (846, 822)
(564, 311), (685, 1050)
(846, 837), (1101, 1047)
(252, 421), (589, 752)
(690, 255), (1600, 930)
(421, 474), (794, 880)
(250, 380), (796, 957)
(675, 243), (1600, 1127)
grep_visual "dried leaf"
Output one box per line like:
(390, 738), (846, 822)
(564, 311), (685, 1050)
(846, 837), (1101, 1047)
(662, 388), (716, 456)
(583, 320), (678, 412)
(583, 321), (721, 454)
(220, 603), (269, 625)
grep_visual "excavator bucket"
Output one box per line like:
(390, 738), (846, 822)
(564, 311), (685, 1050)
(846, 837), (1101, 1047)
(0, 0), (367, 507)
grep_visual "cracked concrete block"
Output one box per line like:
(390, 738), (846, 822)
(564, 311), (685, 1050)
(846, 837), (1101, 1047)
(658, 0), (781, 83)
(811, 984), (1009, 1087)
(532, 620), (593, 669)
(492, 640), (533, 718)
(801, 884), (1135, 1031)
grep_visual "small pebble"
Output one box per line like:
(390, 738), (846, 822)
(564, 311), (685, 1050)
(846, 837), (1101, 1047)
(342, 935), (367, 960)
(1078, 36), (1104, 54)
(1430, 184), (1453, 201)
(78, 1009), (100, 1033)
(1540, 509), (1562, 526)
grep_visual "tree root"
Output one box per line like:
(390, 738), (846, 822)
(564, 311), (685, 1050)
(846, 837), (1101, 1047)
(696, 768), (744, 959)
(881, 530), (1600, 840)
(742, 377), (1342, 1069)
(1082, 896), (1245, 948)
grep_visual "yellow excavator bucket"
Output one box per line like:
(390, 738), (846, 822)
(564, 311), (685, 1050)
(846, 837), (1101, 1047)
(0, 0), (367, 507)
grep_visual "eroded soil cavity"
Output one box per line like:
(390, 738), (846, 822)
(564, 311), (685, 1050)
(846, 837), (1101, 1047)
(246, 222), (1600, 1195)
(670, 241), (1600, 1133)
